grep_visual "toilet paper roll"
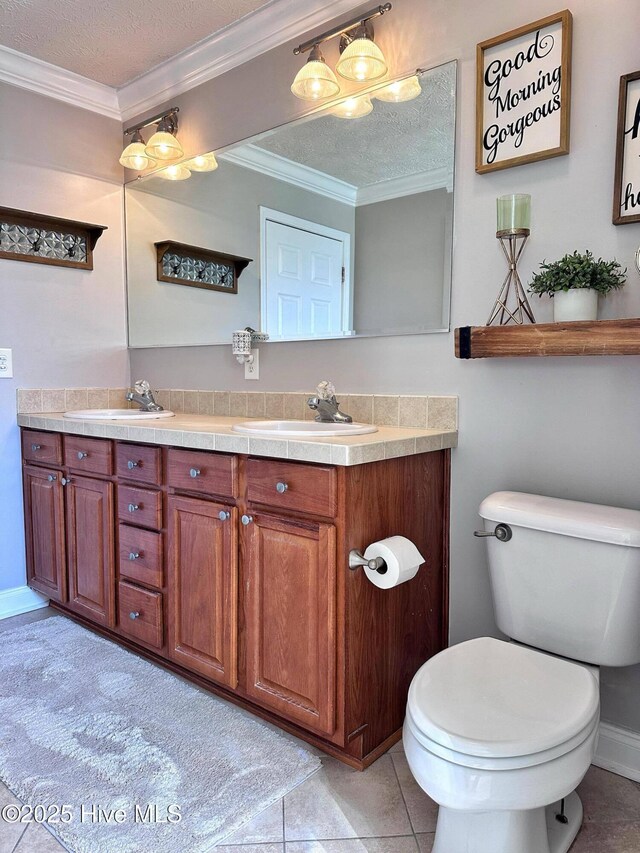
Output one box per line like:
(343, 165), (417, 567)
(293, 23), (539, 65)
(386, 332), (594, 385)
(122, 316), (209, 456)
(363, 536), (425, 590)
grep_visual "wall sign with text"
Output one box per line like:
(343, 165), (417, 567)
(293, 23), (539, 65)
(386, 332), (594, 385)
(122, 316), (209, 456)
(613, 71), (640, 225)
(476, 10), (573, 173)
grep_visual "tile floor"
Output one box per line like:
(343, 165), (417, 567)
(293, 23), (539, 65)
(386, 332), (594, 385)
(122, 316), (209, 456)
(2, 609), (640, 853)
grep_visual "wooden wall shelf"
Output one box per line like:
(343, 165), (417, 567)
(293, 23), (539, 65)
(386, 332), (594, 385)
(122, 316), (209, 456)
(455, 318), (640, 359)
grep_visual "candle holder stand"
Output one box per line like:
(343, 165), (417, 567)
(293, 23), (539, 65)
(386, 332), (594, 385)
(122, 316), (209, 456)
(487, 228), (536, 326)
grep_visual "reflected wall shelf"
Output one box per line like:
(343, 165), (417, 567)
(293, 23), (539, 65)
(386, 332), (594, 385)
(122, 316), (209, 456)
(455, 318), (640, 359)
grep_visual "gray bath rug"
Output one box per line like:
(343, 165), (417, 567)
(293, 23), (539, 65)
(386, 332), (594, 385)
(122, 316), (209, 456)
(0, 616), (321, 852)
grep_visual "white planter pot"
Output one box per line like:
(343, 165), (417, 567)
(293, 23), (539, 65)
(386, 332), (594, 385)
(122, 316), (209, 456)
(553, 289), (599, 322)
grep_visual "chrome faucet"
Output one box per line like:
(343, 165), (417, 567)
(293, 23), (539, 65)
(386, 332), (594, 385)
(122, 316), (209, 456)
(126, 380), (163, 412)
(307, 381), (352, 424)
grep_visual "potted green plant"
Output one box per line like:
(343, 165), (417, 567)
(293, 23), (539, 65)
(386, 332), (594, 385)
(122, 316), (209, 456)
(528, 250), (626, 322)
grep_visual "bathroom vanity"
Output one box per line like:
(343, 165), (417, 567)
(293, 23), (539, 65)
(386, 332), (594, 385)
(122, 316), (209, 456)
(20, 418), (452, 768)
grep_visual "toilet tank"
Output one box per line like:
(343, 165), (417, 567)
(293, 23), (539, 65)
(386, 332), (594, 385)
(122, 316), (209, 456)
(479, 492), (640, 667)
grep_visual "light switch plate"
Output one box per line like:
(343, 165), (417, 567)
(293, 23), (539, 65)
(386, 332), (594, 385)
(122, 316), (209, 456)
(0, 348), (13, 378)
(245, 349), (259, 380)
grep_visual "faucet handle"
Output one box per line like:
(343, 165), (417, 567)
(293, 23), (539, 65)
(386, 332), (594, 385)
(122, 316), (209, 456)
(133, 379), (151, 395)
(316, 380), (336, 400)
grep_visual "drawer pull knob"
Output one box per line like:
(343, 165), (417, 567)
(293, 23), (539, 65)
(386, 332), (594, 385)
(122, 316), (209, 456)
(241, 514), (253, 526)
(77, 451), (88, 460)
(129, 611), (140, 620)
(128, 503), (140, 513)
(127, 460), (139, 469)
(47, 474), (57, 482)
(31, 443), (41, 452)
(218, 510), (230, 521)
(128, 552), (140, 560)
(61, 477), (73, 486)
(189, 468), (201, 478)
(276, 482), (288, 494)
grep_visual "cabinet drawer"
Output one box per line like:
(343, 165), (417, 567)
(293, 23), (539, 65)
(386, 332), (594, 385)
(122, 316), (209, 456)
(118, 485), (162, 530)
(118, 581), (163, 649)
(247, 458), (337, 518)
(22, 430), (62, 466)
(64, 435), (113, 475)
(118, 525), (163, 589)
(115, 443), (161, 485)
(167, 449), (236, 498)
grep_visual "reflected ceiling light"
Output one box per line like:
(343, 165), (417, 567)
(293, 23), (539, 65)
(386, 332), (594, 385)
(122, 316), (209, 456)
(332, 95), (373, 119)
(119, 129), (157, 170)
(156, 164), (191, 181)
(291, 44), (341, 101)
(374, 74), (422, 103)
(336, 27), (388, 82)
(184, 152), (219, 172)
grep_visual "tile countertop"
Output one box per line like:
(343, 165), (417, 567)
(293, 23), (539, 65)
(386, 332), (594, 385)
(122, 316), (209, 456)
(17, 412), (457, 467)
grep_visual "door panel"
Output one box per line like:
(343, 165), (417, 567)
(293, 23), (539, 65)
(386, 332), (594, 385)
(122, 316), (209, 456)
(66, 476), (115, 626)
(167, 496), (237, 687)
(244, 513), (337, 735)
(23, 466), (66, 602)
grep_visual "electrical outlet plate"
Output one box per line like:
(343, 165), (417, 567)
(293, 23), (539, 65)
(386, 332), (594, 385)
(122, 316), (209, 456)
(245, 348), (259, 380)
(0, 348), (13, 378)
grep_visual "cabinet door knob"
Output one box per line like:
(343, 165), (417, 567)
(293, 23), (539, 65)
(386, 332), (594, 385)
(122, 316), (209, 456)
(77, 451), (88, 460)
(47, 474), (57, 482)
(218, 510), (230, 521)
(189, 468), (201, 478)
(129, 611), (140, 620)
(127, 460), (139, 470)
(128, 503), (140, 513)
(61, 477), (73, 486)
(31, 443), (41, 452)
(128, 552), (140, 560)
(276, 482), (288, 493)
(241, 514), (253, 526)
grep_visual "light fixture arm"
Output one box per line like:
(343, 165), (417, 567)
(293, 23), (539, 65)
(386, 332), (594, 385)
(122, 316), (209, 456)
(123, 107), (180, 138)
(293, 3), (391, 55)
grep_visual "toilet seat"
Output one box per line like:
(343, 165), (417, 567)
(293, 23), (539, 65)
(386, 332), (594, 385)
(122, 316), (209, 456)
(407, 637), (600, 770)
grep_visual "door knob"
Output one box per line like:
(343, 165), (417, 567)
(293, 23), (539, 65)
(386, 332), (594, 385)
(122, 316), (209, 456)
(128, 552), (140, 560)
(128, 503), (140, 513)
(129, 611), (140, 620)
(47, 474), (57, 482)
(127, 460), (139, 469)
(77, 451), (88, 460)
(276, 482), (288, 493)
(31, 444), (41, 452)
(218, 510), (230, 521)
(241, 514), (253, 526)
(190, 468), (201, 478)
(61, 477), (73, 486)
(473, 523), (512, 542)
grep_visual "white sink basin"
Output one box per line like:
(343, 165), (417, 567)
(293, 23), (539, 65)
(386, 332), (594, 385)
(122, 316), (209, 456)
(232, 420), (377, 437)
(63, 409), (175, 420)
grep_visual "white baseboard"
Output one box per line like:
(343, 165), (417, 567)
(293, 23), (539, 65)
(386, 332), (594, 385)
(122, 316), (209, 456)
(593, 721), (640, 783)
(0, 585), (49, 620)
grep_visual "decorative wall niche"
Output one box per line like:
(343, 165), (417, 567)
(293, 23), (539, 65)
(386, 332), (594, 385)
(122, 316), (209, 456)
(154, 241), (252, 294)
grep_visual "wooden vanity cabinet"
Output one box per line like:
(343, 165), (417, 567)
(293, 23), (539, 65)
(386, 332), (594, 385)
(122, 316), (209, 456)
(21, 428), (449, 769)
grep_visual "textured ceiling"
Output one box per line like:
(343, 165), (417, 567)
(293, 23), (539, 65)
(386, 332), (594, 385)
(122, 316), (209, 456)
(253, 62), (456, 188)
(0, 0), (275, 87)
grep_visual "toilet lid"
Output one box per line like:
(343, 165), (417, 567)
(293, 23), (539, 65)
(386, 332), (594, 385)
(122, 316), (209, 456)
(408, 637), (599, 759)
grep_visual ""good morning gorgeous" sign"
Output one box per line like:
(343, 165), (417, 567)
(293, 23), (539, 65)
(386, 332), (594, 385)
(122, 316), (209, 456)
(476, 10), (573, 173)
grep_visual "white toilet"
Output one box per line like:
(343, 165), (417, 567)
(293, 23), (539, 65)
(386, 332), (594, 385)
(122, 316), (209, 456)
(403, 491), (640, 853)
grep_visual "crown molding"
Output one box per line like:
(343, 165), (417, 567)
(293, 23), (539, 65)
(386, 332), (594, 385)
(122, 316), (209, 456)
(0, 44), (120, 120)
(117, 0), (363, 121)
(220, 144), (358, 206)
(356, 166), (453, 206)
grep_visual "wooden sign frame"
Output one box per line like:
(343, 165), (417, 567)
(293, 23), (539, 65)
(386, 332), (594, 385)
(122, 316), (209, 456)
(476, 10), (573, 174)
(612, 70), (640, 225)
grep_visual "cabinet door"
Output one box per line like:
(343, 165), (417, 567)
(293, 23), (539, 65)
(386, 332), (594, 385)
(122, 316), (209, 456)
(243, 513), (337, 736)
(65, 476), (115, 627)
(23, 466), (66, 602)
(167, 496), (238, 687)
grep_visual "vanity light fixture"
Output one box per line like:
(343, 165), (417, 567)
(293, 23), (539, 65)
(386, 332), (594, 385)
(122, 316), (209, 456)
(374, 73), (423, 103)
(184, 152), (219, 172)
(120, 108), (183, 171)
(332, 95), (373, 119)
(156, 164), (192, 181)
(291, 4), (391, 101)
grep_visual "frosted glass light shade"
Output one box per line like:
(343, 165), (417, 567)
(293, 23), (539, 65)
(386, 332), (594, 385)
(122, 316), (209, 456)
(156, 164), (191, 181)
(145, 130), (183, 161)
(291, 57), (341, 100)
(374, 75), (422, 103)
(119, 140), (157, 170)
(332, 95), (373, 119)
(184, 152), (219, 172)
(336, 37), (388, 82)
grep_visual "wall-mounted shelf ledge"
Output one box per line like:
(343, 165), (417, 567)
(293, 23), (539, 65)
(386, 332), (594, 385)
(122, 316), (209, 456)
(455, 318), (640, 359)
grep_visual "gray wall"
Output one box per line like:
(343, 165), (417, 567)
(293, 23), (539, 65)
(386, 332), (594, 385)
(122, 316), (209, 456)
(130, 0), (640, 732)
(0, 83), (128, 592)
(354, 189), (451, 333)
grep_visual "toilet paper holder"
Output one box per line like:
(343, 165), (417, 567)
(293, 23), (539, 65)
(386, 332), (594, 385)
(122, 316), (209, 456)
(348, 550), (388, 574)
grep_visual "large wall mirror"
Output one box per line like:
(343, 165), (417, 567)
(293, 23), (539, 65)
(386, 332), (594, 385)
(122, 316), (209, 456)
(125, 60), (456, 348)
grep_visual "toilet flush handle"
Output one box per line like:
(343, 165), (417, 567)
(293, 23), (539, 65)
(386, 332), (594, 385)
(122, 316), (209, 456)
(474, 523), (512, 542)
